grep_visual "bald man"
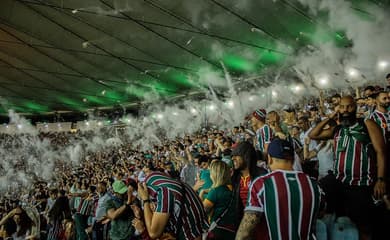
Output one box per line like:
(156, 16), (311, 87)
(309, 96), (387, 240)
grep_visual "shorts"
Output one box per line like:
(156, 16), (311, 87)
(342, 185), (375, 228)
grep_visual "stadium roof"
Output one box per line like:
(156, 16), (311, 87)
(0, 0), (388, 114)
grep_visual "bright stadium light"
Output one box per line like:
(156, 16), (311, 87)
(347, 67), (359, 78)
(291, 85), (302, 92)
(319, 76), (329, 86)
(227, 100), (234, 108)
(208, 104), (216, 111)
(378, 60), (389, 70)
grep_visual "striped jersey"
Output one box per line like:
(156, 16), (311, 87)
(246, 170), (321, 240)
(145, 172), (208, 240)
(369, 110), (390, 142)
(333, 121), (375, 186)
(256, 124), (273, 153)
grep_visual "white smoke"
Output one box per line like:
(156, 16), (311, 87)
(1, 0), (390, 194)
(292, 0), (390, 87)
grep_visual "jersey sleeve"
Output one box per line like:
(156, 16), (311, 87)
(245, 177), (265, 213)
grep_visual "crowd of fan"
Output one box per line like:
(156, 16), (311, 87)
(1, 76), (390, 240)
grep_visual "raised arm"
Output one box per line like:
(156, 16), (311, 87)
(308, 112), (337, 140)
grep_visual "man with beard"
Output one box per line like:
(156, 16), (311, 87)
(309, 96), (387, 240)
(231, 141), (267, 240)
(369, 91), (390, 144)
(369, 91), (390, 237)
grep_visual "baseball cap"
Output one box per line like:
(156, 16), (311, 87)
(267, 138), (294, 160)
(112, 180), (128, 194)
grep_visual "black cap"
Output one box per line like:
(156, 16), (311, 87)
(232, 141), (256, 157)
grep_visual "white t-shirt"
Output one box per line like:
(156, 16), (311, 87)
(300, 127), (318, 161)
(317, 141), (334, 179)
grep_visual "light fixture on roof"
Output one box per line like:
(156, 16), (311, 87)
(272, 91), (277, 97)
(226, 100), (234, 108)
(156, 114), (163, 119)
(346, 67), (359, 78)
(248, 96), (255, 101)
(208, 104), (216, 111)
(173, 112), (178, 116)
(318, 74), (329, 86)
(101, 90), (106, 95)
(291, 85), (302, 92)
(190, 108), (197, 114)
(83, 98), (87, 102)
(378, 60), (389, 70)
(82, 42), (89, 48)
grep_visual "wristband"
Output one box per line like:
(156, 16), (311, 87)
(143, 199), (151, 205)
(377, 177), (385, 182)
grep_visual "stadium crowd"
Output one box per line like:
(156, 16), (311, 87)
(1, 76), (390, 240)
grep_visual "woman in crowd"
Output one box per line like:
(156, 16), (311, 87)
(202, 160), (238, 240)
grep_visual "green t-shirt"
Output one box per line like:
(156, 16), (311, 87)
(106, 198), (135, 240)
(204, 185), (238, 239)
(199, 169), (213, 199)
(205, 185), (237, 225)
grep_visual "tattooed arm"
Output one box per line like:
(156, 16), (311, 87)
(235, 211), (262, 240)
